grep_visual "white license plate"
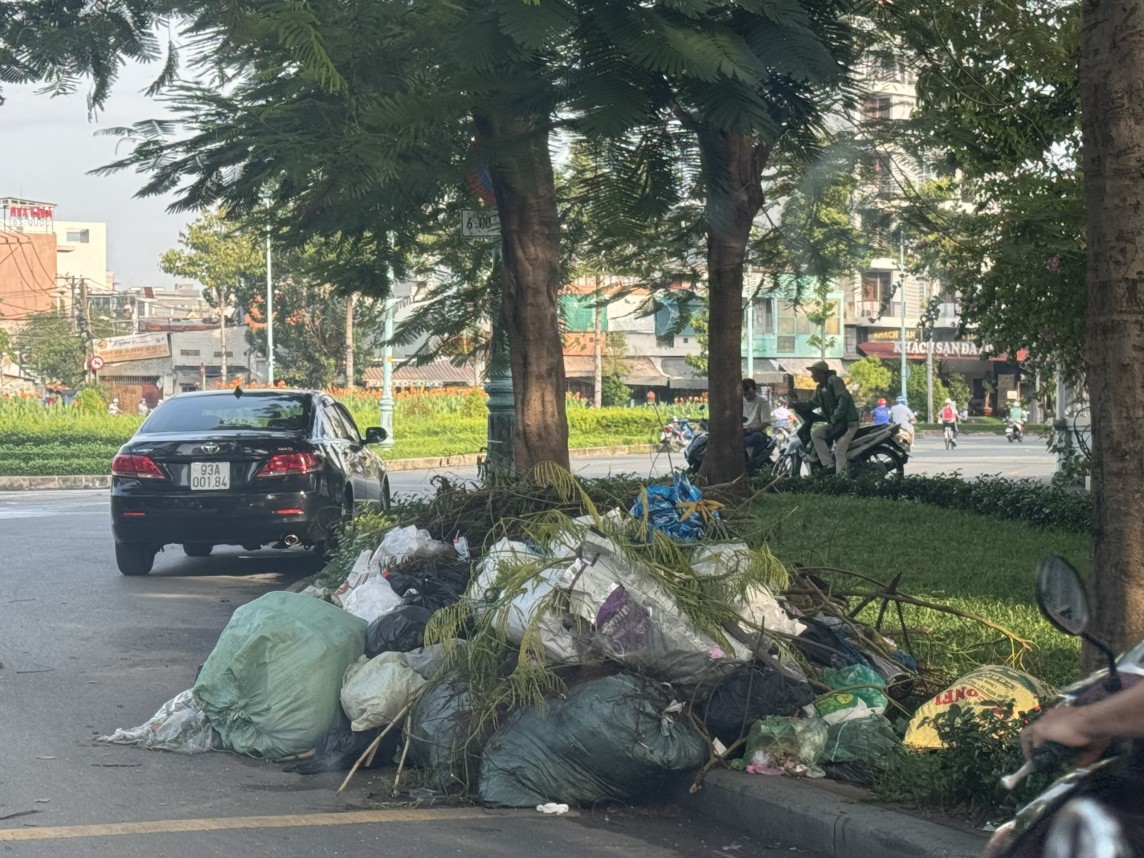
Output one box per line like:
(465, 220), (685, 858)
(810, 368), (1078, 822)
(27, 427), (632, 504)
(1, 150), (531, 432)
(190, 461), (230, 490)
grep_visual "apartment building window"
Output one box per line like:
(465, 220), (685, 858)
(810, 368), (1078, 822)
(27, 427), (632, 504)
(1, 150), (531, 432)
(862, 271), (894, 305)
(862, 95), (892, 121)
(776, 336), (796, 353)
(213, 350), (235, 358)
(66, 229), (90, 243)
(760, 298), (775, 334)
(656, 334), (674, 348)
(180, 348), (200, 356)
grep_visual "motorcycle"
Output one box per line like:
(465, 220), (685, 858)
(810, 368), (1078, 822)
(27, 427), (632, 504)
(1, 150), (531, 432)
(658, 416), (699, 452)
(1006, 419), (1025, 444)
(985, 555), (1144, 858)
(771, 412), (910, 479)
(682, 421), (775, 475)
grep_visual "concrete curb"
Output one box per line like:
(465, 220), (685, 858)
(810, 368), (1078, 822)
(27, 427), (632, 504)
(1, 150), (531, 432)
(683, 769), (987, 858)
(0, 445), (660, 490)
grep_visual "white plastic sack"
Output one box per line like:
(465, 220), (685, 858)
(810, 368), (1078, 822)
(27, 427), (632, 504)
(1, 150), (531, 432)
(469, 538), (592, 664)
(341, 653), (428, 731)
(97, 689), (220, 754)
(566, 531), (750, 690)
(369, 525), (450, 574)
(340, 574), (403, 623)
(403, 642), (459, 680)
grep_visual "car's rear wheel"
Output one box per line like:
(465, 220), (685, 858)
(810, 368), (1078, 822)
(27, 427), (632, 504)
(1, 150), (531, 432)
(116, 543), (156, 576)
(183, 543), (213, 557)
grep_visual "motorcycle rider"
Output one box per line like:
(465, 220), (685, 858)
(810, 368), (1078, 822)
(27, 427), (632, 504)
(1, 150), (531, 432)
(741, 378), (771, 462)
(872, 397), (890, 425)
(802, 360), (859, 474)
(1008, 401), (1026, 438)
(1021, 678), (1144, 768)
(940, 397), (959, 447)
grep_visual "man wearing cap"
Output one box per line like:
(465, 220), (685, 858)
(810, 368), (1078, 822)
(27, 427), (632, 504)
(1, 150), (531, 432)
(805, 360), (859, 474)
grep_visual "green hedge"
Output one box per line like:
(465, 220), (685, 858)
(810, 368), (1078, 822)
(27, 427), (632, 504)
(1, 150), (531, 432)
(769, 472), (1090, 533)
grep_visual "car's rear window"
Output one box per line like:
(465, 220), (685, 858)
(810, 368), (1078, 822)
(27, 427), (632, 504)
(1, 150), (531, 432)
(140, 394), (312, 433)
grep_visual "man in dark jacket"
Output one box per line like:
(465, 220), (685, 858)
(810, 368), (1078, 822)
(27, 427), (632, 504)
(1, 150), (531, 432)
(806, 360), (859, 473)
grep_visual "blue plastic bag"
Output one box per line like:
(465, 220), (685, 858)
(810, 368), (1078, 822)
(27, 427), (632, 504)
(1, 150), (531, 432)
(629, 470), (714, 541)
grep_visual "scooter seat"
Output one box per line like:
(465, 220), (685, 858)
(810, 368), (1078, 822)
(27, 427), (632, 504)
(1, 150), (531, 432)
(853, 423), (892, 440)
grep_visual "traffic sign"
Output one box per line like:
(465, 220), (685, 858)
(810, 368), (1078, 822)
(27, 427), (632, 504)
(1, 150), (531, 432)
(89, 355), (105, 371)
(461, 210), (501, 237)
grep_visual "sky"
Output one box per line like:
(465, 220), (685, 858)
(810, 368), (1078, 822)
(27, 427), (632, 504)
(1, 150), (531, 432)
(0, 62), (190, 290)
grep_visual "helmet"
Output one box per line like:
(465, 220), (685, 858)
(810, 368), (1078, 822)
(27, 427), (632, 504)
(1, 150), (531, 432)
(944, 398), (953, 405)
(895, 396), (907, 405)
(877, 398), (887, 406)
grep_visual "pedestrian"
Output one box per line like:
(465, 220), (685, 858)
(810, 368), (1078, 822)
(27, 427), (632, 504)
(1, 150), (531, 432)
(108, 397), (121, 415)
(137, 397), (149, 416)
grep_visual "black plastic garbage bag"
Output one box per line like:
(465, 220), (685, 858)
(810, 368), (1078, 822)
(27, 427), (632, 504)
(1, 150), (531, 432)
(406, 680), (473, 792)
(366, 604), (433, 657)
(791, 617), (870, 669)
(478, 674), (706, 807)
(282, 723), (399, 775)
(820, 715), (904, 786)
(695, 664), (817, 744)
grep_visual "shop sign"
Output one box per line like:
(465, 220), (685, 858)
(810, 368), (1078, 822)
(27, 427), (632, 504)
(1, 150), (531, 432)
(891, 340), (982, 358)
(94, 333), (170, 363)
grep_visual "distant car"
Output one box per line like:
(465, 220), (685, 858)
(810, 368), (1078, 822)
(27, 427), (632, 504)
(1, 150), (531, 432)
(110, 388), (390, 575)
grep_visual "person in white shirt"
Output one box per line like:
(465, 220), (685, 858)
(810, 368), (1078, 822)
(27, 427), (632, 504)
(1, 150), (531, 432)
(741, 378), (770, 460)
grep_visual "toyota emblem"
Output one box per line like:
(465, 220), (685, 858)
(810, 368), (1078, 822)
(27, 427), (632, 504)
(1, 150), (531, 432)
(200, 442), (220, 455)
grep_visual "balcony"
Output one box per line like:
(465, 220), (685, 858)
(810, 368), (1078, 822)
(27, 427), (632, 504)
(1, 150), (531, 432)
(850, 300), (902, 324)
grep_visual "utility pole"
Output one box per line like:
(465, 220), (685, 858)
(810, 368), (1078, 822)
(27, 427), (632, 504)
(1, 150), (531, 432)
(218, 287), (228, 387)
(345, 293), (356, 387)
(745, 265), (754, 381)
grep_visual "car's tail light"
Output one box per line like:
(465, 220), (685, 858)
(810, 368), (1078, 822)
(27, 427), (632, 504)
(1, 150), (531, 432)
(111, 454), (167, 480)
(255, 451), (322, 478)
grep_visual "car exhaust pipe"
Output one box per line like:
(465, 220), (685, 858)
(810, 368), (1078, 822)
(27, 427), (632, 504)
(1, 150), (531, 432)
(272, 534), (301, 549)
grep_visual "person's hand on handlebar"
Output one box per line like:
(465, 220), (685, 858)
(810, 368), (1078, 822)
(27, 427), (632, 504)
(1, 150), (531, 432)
(1021, 705), (1110, 768)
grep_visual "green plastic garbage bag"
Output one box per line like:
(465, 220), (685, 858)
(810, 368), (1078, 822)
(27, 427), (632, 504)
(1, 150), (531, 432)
(478, 674), (707, 807)
(821, 714), (904, 785)
(193, 591), (366, 758)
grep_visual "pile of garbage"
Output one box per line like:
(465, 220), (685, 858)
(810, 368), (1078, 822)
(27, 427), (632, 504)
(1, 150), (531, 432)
(99, 470), (1052, 807)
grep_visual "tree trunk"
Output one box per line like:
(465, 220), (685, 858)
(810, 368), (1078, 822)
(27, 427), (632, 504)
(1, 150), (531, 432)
(475, 111), (570, 472)
(593, 275), (603, 409)
(1080, 0), (1144, 666)
(697, 128), (766, 486)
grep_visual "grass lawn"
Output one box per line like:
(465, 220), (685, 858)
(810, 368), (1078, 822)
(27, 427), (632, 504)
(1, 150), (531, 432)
(744, 492), (1088, 688)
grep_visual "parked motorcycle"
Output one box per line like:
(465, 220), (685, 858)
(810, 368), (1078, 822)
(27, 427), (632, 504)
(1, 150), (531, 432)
(985, 555), (1144, 858)
(1006, 419), (1025, 444)
(658, 416), (699, 452)
(771, 416), (910, 479)
(682, 421), (775, 475)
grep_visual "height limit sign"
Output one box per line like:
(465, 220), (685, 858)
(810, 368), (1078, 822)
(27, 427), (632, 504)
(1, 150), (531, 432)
(462, 210), (501, 238)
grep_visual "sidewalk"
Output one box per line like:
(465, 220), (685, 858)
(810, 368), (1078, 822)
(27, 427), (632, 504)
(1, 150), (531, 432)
(0, 444), (659, 491)
(682, 769), (987, 858)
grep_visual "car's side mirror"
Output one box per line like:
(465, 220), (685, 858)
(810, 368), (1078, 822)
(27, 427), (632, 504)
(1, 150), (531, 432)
(1035, 555), (1089, 636)
(364, 427), (387, 444)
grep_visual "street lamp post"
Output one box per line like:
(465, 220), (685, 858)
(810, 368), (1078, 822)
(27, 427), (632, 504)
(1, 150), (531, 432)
(379, 292), (395, 447)
(899, 230), (908, 402)
(265, 228), (274, 385)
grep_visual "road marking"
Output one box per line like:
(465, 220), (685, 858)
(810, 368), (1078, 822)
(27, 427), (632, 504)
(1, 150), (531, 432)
(0, 808), (503, 842)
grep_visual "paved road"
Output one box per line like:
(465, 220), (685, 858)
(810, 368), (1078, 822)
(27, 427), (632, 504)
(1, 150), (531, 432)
(387, 434), (1058, 499)
(0, 489), (815, 858)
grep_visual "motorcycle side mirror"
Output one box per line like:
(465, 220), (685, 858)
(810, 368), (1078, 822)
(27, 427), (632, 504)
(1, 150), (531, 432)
(1035, 555), (1090, 636)
(1036, 555), (1123, 692)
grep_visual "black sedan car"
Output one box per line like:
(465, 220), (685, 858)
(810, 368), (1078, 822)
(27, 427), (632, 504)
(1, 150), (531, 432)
(110, 388), (390, 575)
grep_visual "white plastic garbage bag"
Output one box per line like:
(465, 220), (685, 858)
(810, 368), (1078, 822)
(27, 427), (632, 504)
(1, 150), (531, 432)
(339, 574), (403, 623)
(369, 525), (450, 574)
(97, 689), (220, 754)
(341, 652), (428, 731)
